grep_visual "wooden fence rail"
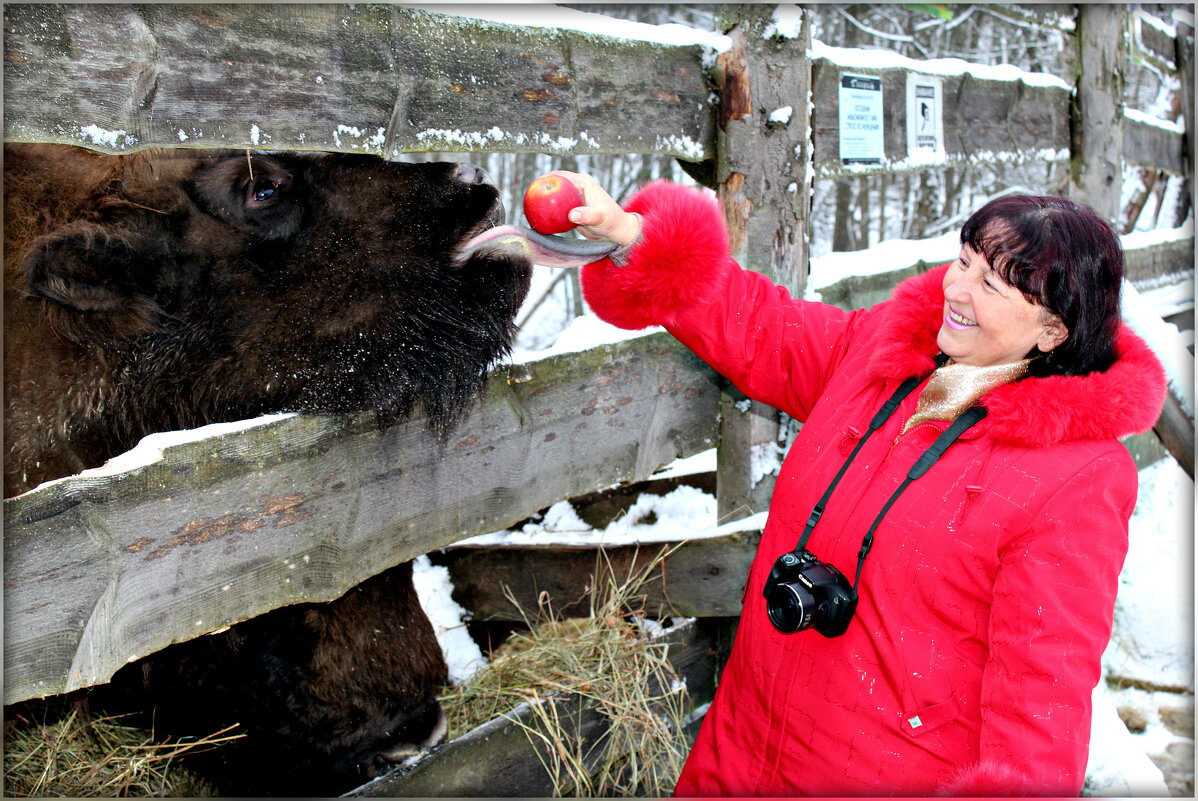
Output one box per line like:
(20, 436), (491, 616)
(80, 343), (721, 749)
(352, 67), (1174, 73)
(4, 5), (1187, 178)
(3, 4), (716, 161)
(4, 334), (719, 705)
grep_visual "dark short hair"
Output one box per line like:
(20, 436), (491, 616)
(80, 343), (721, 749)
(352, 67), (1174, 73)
(960, 194), (1124, 377)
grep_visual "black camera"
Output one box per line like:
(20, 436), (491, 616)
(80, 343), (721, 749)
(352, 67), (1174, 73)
(762, 549), (858, 637)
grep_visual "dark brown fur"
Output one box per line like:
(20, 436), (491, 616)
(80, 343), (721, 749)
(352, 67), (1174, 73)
(4, 144), (532, 794)
(5, 144), (530, 494)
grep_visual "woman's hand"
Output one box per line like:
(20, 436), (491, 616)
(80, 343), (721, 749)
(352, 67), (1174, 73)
(544, 171), (641, 246)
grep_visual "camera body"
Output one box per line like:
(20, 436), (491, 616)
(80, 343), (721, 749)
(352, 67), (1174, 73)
(762, 549), (858, 637)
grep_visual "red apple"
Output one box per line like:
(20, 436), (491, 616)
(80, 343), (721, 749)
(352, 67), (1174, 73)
(523, 174), (584, 234)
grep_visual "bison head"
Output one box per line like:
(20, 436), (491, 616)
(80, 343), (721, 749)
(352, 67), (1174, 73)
(4, 144), (533, 495)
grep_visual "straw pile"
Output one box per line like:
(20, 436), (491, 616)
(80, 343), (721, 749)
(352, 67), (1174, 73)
(3, 706), (239, 797)
(439, 547), (692, 797)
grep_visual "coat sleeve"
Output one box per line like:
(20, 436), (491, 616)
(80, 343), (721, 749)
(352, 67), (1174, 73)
(580, 181), (872, 419)
(941, 448), (1136, 796)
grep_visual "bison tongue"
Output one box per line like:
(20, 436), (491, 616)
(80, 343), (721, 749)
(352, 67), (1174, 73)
(455, 225), (618, 269)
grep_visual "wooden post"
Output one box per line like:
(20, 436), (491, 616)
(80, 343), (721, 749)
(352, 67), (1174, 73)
(712, 5), (812, 520)
(1069, 4), (1127, 221)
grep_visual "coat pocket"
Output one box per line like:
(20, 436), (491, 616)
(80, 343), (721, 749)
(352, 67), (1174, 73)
(900, 691), (976, 766)
(899, 692), (961, 739)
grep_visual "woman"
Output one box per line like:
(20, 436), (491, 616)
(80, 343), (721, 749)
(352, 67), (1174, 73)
(557, 174), (1167, 796)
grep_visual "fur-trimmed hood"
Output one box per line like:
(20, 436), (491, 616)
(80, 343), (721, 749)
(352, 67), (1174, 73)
(865, 264), (1168, 448)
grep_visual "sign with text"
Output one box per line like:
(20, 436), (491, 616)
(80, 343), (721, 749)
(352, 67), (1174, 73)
(839, 73), (884, 165)
(906, 74), (944, 159)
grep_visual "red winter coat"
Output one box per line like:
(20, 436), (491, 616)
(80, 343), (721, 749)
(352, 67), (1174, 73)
(580, 182), (1168, 796)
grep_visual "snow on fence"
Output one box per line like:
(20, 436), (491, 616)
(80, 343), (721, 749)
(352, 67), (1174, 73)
(3, 5), (1194, 792)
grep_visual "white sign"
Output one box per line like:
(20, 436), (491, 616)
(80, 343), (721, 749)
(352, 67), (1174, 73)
(838, 73), (884, 165)
(906, 74), (944, 160)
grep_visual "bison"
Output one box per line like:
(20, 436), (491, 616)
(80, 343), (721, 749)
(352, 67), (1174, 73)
(4, 143), (552, 794)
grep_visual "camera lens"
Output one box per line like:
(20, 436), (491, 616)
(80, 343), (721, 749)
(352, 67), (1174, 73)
(765, 582), (814, 633)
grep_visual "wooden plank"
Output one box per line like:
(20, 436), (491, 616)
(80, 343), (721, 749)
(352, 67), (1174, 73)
(346, 618), (720, 797)
(3, 333), (720, 705)
(1133, 9), (1181, 71)
(1124, 236), (1196, 286)
(1154, 387), (1195, 479)
(1124, 115), (1187, 174)
(2, 4), (716, 160)
(436, 529), (760, 621)
(812, 59), (1071, 176)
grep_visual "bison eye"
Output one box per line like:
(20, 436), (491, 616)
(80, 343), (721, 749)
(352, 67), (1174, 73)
(251, 177), (280, 203)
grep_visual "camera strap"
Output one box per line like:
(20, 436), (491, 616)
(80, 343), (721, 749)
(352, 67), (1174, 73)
(793, 353), (988, 592)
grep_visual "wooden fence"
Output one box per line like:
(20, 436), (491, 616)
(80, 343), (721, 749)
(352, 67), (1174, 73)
(4, 3), (1194, 791)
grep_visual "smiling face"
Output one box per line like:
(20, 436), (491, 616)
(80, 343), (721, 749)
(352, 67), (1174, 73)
(936, 244), (1068, 367)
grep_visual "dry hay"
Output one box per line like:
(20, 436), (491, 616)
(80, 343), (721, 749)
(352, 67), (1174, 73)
(3, 707), (240, 797)
(439, 546), (691, 796)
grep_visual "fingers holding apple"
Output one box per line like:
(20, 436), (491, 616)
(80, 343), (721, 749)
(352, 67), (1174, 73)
(528, 171), (639, 246)
(523, 174), (585, 234)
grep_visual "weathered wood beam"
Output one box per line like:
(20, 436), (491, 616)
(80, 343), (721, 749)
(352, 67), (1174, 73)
(1124, 116), (1187, 175)
(436, 528), (760, 622)
(3, 333), (720, 705)
(1153, 386), (1195, 479)
(1174, 12), (1195, 225)
(2, 4), (716, 161)
(1133, 9), (1183, 72)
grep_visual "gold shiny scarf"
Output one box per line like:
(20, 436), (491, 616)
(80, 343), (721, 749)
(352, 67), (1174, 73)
(901, 358), (1030, 433)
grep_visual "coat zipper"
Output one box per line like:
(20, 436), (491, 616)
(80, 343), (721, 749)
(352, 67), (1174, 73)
(885, 420), (947, 462)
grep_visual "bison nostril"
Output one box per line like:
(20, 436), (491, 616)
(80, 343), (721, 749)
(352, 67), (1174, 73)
(454, 163), (495, 189)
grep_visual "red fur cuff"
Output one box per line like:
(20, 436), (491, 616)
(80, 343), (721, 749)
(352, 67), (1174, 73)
(580, 181), (730, 330)
(936, 761), (1035, 797)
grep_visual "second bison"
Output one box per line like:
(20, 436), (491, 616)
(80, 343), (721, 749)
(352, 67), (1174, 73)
(4, 143), (534, 794)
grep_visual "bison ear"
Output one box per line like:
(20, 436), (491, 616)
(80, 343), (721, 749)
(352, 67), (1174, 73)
(21, 223), (167, 340)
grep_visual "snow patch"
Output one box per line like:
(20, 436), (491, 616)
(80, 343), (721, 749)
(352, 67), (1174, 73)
(413, 555), (487, 685)
(79, 124), (135, 149)
(769, 106), (794, 125)
(1103, 456), (1194, 690)
(1085, 682), (1171, 796)
(511, 314), (661, 364)
(1124, 107), (1185, 134)
(22, 413), (296, 496)
(420, 4), (731, 54)
(812, 40), (1071, 90)
(809, 231), (961, 289)
(455, 484), (719, 547)
(766, 5), (804, 40)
